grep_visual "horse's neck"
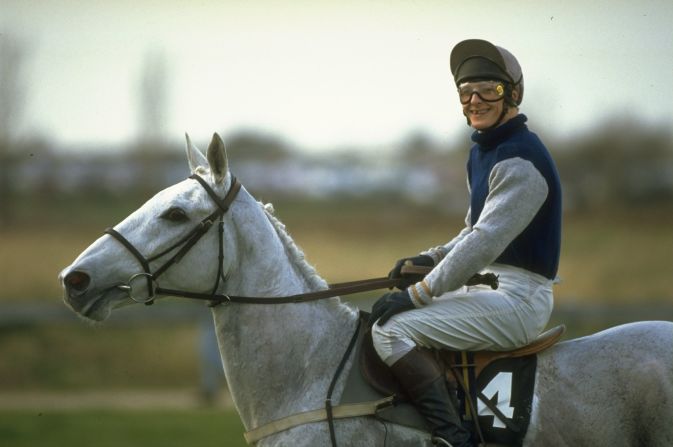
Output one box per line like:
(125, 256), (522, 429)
(212, 201), (358, 430)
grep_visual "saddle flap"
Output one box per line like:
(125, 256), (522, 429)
(359, 319), (405, 398)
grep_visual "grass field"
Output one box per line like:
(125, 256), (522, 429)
(1, 324), (203, 390)
(1, 196), (672, 445)
(4, 197), (669, 302)
(0, 409), (247, 447)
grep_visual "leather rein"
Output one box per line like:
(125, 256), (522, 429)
(105, 173), (410, 307)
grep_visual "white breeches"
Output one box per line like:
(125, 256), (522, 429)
(371, 264), (554, 366)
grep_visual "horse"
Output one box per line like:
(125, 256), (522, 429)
(60, 133), (673, 446)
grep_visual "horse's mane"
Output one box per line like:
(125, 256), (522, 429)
(261, 203), (330, 293)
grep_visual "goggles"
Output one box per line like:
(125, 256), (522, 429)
(458, 80), (505, 104)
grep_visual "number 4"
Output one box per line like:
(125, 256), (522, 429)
(478, 372), (514, 428)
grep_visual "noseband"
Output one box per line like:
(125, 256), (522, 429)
(105, 173), (241, 305)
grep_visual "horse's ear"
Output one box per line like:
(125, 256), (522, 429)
(185, 133), (208, 173)
(207, 132), (229, 184)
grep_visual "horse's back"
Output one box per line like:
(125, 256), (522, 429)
(541, 320), (673, 366)
(574, 319), (672, 349)
(528, 321), (673, 447)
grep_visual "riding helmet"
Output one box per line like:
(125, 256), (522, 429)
(450, 39), (524, 106)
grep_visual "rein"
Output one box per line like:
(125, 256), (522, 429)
(158, 276), (402, 305)
(104, 174), (421, 307)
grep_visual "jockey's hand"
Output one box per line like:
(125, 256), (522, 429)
(368, 290), (415, 327)
(388, 255), (434, 290)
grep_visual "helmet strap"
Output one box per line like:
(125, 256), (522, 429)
(489, 103), (510, 129)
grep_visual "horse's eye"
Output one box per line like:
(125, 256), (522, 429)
(161, 207), (189, 222)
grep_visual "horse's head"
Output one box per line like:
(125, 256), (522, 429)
(60, 133), (239, 321)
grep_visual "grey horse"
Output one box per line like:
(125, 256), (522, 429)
(60, 133), (673, 446)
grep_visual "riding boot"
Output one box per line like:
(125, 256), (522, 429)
(390, 348), (472, 447)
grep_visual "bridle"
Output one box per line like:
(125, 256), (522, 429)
(105, 173), (411, 307)
(105, 173), (241, 305)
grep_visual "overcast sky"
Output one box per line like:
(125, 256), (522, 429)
(3, 0), (673, 152)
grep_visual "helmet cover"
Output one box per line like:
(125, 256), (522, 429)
(450, 39), (524, 105)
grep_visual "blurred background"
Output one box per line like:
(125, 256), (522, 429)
(1, 1), (672, 446)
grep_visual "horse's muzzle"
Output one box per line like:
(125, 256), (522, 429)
(62, 270), (91, 296)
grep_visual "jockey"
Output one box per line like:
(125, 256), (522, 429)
(369, 39), (562, 447)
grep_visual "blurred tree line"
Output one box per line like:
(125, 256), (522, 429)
(2, 118), (670, 223)
(553, 120), (673, 211)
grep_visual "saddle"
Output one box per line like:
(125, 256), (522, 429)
(337, 315), (566, 445)
(360, 318), (566, 399)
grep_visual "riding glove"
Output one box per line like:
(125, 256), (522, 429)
(369, 290), (415, 327)
(388, 254), (435, 290)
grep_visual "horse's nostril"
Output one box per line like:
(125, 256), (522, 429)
(64, 271), (91, 292)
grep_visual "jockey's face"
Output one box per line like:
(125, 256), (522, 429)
(460, 80), (506, 130)
(459, 80), (520, 130)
